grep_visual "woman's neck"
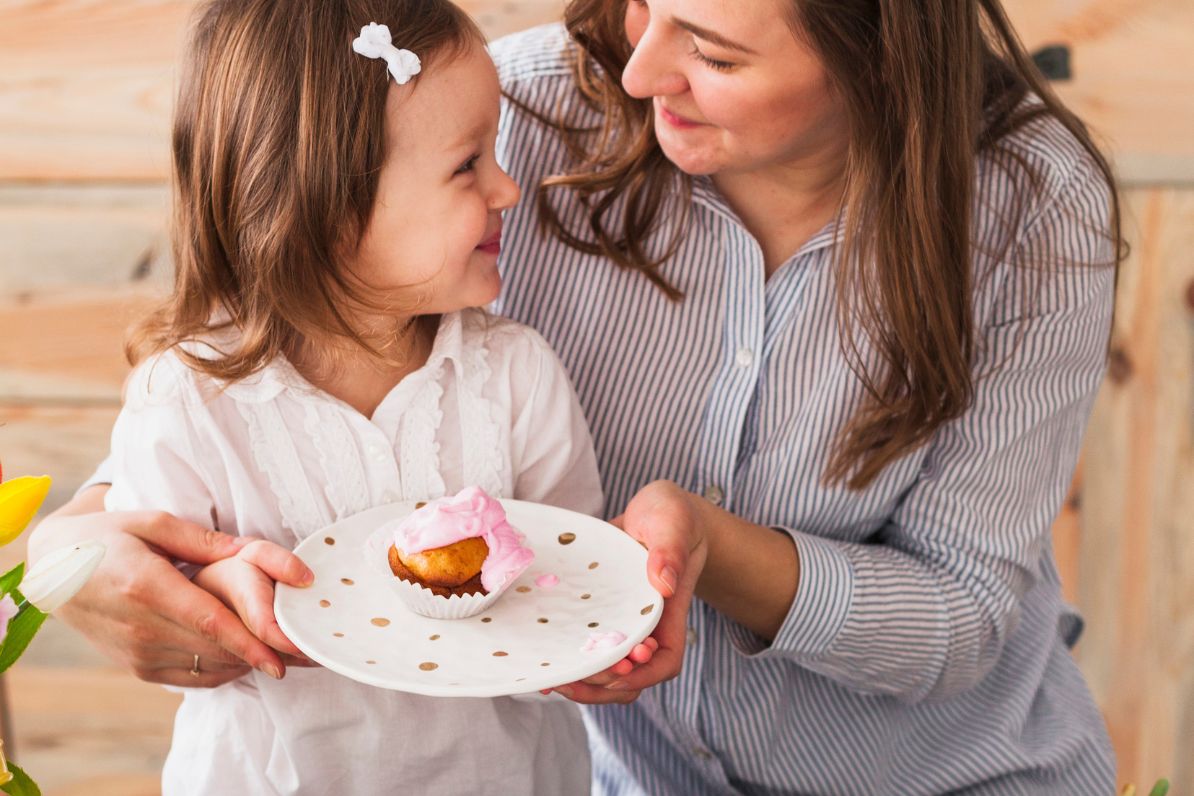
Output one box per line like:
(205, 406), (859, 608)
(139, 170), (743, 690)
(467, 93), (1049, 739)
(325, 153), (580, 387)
(712, 148), (846, 278)
(290, 314), (435, 420)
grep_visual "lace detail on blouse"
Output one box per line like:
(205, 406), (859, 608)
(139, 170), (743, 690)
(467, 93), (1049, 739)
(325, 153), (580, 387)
(305, 402), (372, 520)
(238, 400), (328, 541)
(398, 359), (448, 501)
(457, 329), (504, 497)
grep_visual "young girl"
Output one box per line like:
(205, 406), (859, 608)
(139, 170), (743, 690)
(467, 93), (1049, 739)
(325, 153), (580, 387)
(104, 1), (602, 792)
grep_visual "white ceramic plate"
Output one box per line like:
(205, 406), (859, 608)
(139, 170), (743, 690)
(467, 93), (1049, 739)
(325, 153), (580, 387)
(275, 499), (663, 698)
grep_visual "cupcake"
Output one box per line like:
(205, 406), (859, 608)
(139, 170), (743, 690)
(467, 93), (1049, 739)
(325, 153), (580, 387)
(378, 486), (533, 618)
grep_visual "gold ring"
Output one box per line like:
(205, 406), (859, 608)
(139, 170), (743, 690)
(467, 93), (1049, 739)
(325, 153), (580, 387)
(190, 654), (201, 677)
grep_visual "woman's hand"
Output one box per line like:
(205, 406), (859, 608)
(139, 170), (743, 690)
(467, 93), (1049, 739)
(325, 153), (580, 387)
(28, 486), (314, 687)
(193, 539), (315, 671)
(549, 480), (709, 704)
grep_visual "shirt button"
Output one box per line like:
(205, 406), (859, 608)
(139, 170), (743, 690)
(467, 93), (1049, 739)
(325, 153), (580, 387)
(382, 490), (400, 503)
(693, 747), (714, 761)
(703, 485), (724, 506)
(686, 627), (698, 646)
(735, 348), (754, 368)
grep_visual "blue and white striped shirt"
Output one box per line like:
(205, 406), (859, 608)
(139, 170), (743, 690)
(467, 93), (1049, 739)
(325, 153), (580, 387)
(491, 24), (1116, 796)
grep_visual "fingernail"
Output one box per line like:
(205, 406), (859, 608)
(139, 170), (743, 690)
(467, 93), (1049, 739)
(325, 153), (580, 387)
(539, 689), (552, 696)
(263, 663), (283, 680)
(660, 566), (678, 594)
(300, 569), (314, 586)
(607, 680), (627, 690)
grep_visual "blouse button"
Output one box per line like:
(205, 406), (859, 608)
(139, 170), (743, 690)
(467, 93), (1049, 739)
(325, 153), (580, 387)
(686, 627), (698, 646)
(735, 348), (754, 368)
(703, 485), (724, 506)
(382, 490), (399, 503)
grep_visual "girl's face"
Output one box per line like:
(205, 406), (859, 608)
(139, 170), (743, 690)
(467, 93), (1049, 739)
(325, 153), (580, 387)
(346, 42), (520, 315)
(622, 0), (848, 180)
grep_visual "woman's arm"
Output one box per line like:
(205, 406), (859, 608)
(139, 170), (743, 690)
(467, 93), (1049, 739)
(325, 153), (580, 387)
(29, 487), (280, 686)
(29, 386), (315, 687)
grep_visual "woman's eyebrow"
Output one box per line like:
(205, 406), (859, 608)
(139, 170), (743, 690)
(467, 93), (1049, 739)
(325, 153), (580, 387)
(672, 17), (759, 55)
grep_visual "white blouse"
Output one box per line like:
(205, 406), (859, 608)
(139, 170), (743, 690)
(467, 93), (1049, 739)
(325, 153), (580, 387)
(104, 308), (602, 796)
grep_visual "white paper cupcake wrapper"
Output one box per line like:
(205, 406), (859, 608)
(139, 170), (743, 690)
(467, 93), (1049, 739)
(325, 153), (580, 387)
(364, 525), (515, 620)
(386, 574), (504, 619)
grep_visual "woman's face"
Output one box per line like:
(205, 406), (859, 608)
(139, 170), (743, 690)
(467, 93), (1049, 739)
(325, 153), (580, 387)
(623, 0), (847, 179)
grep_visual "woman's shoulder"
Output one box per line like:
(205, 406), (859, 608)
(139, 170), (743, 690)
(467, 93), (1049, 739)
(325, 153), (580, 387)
(489, 23), (575, 86)
(978, 99), (1112, 218)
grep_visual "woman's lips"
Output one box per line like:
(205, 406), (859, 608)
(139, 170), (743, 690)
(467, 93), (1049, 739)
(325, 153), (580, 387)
(476, 229), (502, 255)
(658, 103), (701, 129)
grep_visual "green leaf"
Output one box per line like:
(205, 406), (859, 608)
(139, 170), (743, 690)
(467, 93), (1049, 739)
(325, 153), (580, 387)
(0, 761), (42, 796)
(1148, 779), (1170, 796)
(0, 564), (23, 598)
(0, 595), (46, 674)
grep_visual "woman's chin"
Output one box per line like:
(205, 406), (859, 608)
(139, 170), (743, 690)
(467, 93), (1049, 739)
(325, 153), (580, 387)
(656, 140), (722, 176)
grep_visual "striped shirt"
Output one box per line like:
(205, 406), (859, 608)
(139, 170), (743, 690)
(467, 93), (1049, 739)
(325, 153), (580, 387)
(490, 24), (1117, 796)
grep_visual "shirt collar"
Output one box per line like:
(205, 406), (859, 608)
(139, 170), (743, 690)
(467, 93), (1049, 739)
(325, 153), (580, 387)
(689, 173), (843, 263)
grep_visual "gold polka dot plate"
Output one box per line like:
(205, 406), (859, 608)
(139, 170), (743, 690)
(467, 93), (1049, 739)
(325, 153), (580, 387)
(275, 499), (663, 697)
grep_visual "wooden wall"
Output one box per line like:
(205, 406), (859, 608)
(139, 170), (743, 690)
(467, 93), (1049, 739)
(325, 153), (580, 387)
(0, 0), (1190, 793)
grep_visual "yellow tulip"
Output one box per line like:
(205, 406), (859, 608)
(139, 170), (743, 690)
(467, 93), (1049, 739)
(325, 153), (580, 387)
(0, 475), (52, 546)
(0, 738), (12, 785)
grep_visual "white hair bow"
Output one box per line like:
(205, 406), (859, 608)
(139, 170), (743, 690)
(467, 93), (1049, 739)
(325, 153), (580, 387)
(352, 22), (422, 85)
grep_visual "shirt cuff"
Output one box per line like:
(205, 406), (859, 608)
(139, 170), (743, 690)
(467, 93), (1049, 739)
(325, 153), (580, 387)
(725, 527), (854, 659)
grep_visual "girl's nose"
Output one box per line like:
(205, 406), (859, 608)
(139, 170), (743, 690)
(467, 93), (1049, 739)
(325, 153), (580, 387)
(621, 22), (688, 100)
(487, 165), (521, 211)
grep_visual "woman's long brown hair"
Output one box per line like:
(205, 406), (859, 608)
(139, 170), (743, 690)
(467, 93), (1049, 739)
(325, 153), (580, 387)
(128, 0), (480, 380)
(539, 0), (1123, 489)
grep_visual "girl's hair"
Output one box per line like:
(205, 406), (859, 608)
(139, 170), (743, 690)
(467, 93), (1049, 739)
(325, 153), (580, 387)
(536, 0), (1124, 489)
(128, 0), (481, 379)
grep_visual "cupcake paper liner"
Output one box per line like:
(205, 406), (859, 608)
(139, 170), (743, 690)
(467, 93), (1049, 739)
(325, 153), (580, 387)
(364, 524), (524, 620)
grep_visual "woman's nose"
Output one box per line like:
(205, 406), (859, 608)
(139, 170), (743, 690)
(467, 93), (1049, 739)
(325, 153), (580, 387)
(622, 24), (688, 100)
(487, 165), (521, 211)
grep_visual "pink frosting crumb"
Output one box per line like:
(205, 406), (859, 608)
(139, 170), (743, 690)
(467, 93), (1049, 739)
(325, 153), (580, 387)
(387, 486), (534, 593)
(534, 574), (560, 589)
(581, 631), (627, 653)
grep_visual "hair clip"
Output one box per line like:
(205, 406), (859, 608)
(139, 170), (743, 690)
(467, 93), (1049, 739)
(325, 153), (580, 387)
(352, 22), (422, 85)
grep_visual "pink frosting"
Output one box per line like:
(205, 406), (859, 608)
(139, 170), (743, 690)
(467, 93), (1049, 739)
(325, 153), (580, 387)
(388, 486), (533, 593)
(581, 631), (627, 653)
(534, 574), (559, 589)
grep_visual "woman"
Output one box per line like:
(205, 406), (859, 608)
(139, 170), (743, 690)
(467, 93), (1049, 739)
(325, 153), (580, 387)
(32, 0), (1121, 792)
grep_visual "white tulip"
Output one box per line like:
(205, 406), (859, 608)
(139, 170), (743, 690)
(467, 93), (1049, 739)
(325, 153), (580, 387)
(21, 541), (106, 613)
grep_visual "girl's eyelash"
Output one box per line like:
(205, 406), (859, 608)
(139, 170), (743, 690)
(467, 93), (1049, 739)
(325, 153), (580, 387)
(455, 154), (480, 175)
(690, 45), (734, 72)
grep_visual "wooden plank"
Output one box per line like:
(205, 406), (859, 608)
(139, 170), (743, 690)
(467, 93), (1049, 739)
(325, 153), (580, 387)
(0, 405), (122, 514)
(0, 186), (170, 294)
(7, 666), (179, 796)
(1001, 0), (1194, 184)
(0, 288), (163, 402)
(1070, 187), (1194, 790)
(0, 0), (563, 183)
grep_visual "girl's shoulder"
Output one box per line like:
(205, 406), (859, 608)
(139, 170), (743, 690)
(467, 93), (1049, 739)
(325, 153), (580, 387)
(457, 307), (560, 370)
(123, 347), (213, 411)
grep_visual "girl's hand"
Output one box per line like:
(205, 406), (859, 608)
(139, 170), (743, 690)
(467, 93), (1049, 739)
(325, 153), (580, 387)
(548, 480), (709, 704)
(193, 539), (318, 675)
(29, 487), (313, 687)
